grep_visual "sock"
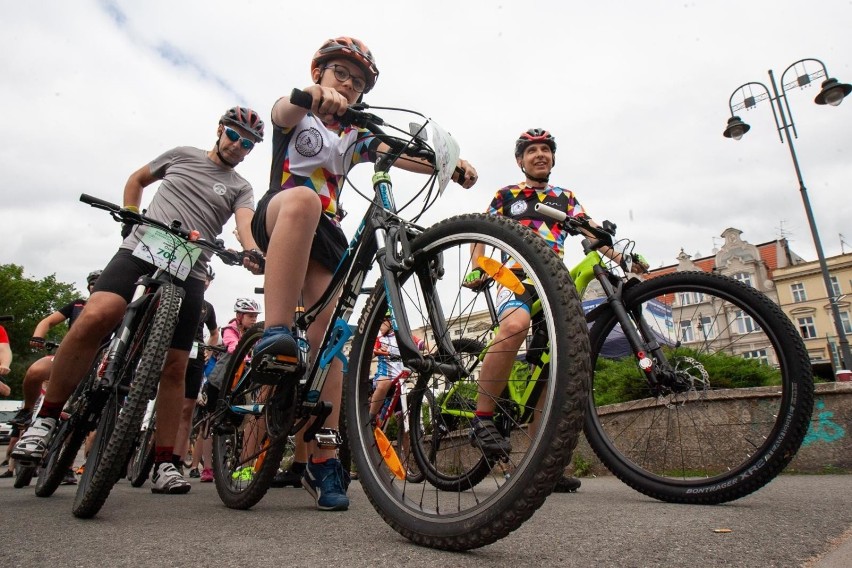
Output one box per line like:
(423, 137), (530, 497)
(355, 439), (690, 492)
(171, 454), (182, 467)
(37, 400), (64, 420)
(154, 447), (174, 465)
(310, 456), (331, 465)
(474, 411), (494, 420)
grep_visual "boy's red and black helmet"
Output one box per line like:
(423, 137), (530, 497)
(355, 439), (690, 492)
(220, 106), (265, 142)
(514, 128), (557, 158)
(311, 36), (379, 93)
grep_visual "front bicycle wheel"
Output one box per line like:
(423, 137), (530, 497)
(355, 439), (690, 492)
(13, 463), (36, 488)
(345, 213), (590, 551)
(212, 323), (294, 510)
(73, 283), (181, 518)
(584, 271), (814, 504)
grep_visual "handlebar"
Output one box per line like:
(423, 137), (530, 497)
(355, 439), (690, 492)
(534, 203), (615, 249)
(289, 88), (435, 167)
(79, 194), (258, 268)
(0, 315), (13, 323)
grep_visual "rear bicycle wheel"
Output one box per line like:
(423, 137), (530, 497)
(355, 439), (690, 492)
(212, 323), (295, 509)
(13, 463), (36, 488)
(408, 338), (492, 491)
(127, 405), (156, 487)
(345, 213), (590, 550)
(73, 283), (181, 518)
(36, 354), (102, 498)
(584, 271), (814, 504)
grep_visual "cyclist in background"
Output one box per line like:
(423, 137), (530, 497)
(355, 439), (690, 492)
(176, 265), (219, 479)
(12, 271), (103, 429)
(464, 129), (646, 493)
(9, 270), (105, 485)
(250, 36), (477, 511)
(13, 108), (265, 495)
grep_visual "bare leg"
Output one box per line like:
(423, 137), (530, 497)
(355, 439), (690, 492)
(475, 307), (531, 414)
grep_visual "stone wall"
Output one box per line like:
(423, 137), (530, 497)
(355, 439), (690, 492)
(567, 381), (852, 476)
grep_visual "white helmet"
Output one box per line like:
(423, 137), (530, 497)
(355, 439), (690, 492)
(234, 298), (261, 314)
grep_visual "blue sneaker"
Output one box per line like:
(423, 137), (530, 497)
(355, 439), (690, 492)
(302, 458), (350, 511)
(254, 326), (299, 376)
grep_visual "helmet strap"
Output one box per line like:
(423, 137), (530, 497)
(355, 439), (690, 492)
(521, 166), (550, 185)
(215, 138), (237, 169)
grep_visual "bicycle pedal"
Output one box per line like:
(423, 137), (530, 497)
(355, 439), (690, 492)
(253, 354), (302, 385)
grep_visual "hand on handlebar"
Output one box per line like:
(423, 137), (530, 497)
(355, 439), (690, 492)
(452, 160), (478, 189)
(462, 268), (485, 289)
(29, 337), (46, 349)
(242, 249), (265, 275)
(630, 253), (650, 274)
(301, 85), (351, 123)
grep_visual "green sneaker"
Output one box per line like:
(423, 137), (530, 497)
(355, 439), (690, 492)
(231, 466), (254, 481)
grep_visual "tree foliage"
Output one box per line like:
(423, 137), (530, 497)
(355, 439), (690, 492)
(0, 264), (82, 397)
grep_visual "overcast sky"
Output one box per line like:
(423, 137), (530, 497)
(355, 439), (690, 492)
(3, 0), (852, 320)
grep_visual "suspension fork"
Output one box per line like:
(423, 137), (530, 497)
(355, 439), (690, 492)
(592, 265), (663, 387)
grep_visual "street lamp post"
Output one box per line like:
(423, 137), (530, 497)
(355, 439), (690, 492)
(723, 58), (852, 371)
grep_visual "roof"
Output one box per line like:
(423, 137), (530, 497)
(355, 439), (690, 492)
(649, 239), (786, 278)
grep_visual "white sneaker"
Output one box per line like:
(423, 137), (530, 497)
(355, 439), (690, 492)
(151, 463), (191, 494)
(11, 417), (57, 464)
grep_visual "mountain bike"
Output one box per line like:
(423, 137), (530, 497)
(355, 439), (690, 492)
(452, 202), (811, 504)
(370, 367), (427, 484)
(44, 195), (250, 517)
(205, 89), (590, 550)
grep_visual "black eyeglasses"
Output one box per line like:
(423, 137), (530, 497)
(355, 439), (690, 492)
(223, 126), (255, 150)
(323, 64), (367, 93)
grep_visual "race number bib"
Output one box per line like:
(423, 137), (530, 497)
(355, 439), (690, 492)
(132, 227), (201, 281)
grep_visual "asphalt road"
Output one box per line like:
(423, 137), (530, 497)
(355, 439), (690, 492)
(1, 473), (850, 567)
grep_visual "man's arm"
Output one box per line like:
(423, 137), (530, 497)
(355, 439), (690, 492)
(31, 311), (67, 344)
(123, 164), (160, 210)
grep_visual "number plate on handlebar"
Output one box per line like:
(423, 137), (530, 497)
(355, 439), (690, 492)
(132, 227), (201, 281)
(430, 121), (460, 195)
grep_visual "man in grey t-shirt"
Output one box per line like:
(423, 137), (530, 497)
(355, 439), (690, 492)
(14, 107), (265, 495)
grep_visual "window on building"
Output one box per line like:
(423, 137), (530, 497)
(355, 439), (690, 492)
(677, 292), (704, 306)
(698, 315), (716, 339)
(735, 310), (760, 334)
(797, 316), (817, 339)
(840, 311), (852, 335)
(732, 272), (753, 287)
(791, 283), (807, 303)
(830, 276), (842, 299)
(680, 320), (694, 342)
(743, 349), (769, 365)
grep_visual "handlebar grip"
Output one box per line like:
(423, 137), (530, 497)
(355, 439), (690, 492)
(80, 193), (119, 211)
(534, 202), (568, 222)
(290, 88), (313, 110)
(0, 315), (14, 323)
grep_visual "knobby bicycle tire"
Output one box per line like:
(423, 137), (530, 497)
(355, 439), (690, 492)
(36, 354), (104, 498)
(212, 322), (293, 510)
(584, 271), (814, 504)
(345, 213), (591, 551)
(13, 463), (36, 488)
(73, 283), (181, 518)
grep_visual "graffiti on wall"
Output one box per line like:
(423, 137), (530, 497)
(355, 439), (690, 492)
(801, 399), (846, 447)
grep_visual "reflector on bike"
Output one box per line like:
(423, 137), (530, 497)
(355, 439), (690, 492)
(476, 257), (525, 294)
(374, 426), (406, 480)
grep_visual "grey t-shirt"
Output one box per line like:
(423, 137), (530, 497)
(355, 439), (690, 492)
(121, 146), (255, 281)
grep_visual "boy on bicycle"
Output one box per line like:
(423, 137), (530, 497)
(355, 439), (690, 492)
(250, 36), (477, 511)
(13, 108), (265, 495)
(464, 129), (648, 492)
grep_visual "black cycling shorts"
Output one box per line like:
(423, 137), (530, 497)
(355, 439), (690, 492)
(94, 249), (206, 351)
(252, 191), (347, 273)
(184, 355), (205, 399)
